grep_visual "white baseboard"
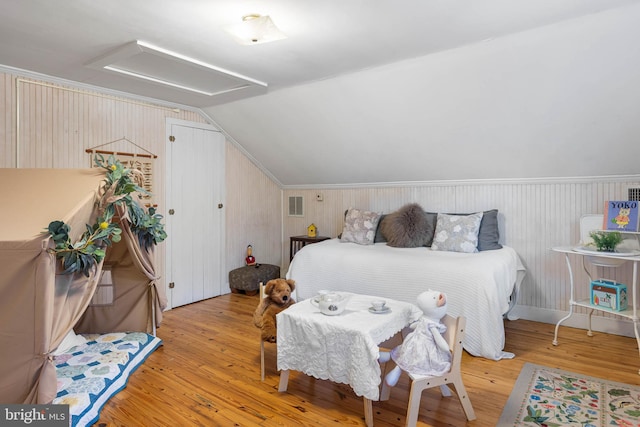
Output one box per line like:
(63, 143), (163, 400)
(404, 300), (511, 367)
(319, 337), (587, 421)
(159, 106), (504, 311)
(510, 305), (636, 339)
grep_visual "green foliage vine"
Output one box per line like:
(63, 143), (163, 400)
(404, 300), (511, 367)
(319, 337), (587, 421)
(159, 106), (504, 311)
(46, 154), (167, 276)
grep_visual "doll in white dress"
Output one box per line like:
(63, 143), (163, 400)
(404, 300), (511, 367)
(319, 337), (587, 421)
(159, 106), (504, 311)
(380, 290), (451, 386)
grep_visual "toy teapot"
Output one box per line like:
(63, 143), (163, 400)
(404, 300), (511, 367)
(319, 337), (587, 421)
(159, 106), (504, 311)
(311, 292), (350, 316)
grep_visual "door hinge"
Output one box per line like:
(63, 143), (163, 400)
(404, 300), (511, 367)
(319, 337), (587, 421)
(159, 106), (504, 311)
(169, 135), (175, 142)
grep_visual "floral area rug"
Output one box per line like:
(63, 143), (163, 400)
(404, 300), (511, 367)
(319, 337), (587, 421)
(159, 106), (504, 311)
(497, 363), (640, 426)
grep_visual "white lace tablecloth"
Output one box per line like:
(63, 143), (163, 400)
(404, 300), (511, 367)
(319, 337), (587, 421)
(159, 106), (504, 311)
(276, 292), (422, 400)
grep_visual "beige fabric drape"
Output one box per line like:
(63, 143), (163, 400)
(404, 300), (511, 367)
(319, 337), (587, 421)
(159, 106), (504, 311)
(0, 169), (106, 404)
(117, 202), (168, 332)
(75, 203), (167, 334)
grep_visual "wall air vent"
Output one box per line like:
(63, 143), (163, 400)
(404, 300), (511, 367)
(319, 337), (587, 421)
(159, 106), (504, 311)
(629, 188), (640, 201)
(288, 196), (303, 217)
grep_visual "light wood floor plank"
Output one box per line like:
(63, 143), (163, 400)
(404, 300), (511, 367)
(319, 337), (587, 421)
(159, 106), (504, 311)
(96, 293), (640, 426)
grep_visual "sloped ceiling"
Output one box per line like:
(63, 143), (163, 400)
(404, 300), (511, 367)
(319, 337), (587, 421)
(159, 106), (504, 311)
(1, 0), (640, 186)
(205, 2), (640, 186)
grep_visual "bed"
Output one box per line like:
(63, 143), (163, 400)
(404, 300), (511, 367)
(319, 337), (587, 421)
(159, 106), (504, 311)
(287, 237), (526, 361)
(53, 332), (162, 427)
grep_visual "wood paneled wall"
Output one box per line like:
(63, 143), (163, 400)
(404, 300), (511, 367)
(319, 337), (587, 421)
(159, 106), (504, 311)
(3, 68), (640, 336)
(224, 142), (282, 270)
(283, 178), (640, 336)
(0, 70), (282, 298)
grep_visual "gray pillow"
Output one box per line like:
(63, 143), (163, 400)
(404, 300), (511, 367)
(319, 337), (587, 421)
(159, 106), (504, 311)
(475, 209), (502, 251)
(426, 209), (501, 251)
(423, 212), (438, 247)
(431, 212), (483, 253)
(340, 208), (382, 245)
(374, 214), (387, 243)
(380, 203), (432, 248)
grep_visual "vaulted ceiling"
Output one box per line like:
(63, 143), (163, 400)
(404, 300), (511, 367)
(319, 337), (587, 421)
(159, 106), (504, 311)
(2, 0), (640, 186)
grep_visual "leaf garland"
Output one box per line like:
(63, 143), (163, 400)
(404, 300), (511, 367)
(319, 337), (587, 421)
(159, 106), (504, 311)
(93, 154), (167, 251)
(46, 154), (167, 276)
(48, 211), (122, 276)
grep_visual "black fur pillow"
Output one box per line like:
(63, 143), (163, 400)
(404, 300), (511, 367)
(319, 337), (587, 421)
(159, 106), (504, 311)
(380, 203), (432, 248)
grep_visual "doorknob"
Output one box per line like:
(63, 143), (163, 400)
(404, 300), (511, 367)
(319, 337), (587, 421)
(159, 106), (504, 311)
(169, 209), (175, 215)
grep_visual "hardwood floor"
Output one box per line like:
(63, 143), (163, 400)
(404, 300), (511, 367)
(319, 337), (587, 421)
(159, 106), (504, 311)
(97, 293), (640, 426)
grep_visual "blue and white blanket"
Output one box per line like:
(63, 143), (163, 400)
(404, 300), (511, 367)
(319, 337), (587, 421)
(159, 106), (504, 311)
(53, 332), (162, 427)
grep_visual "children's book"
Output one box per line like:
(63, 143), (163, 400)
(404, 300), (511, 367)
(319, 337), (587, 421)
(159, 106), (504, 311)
(603, 200), (640, 232)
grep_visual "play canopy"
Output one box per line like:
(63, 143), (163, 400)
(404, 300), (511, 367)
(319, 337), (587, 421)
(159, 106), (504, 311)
(0, 168), (167, 404)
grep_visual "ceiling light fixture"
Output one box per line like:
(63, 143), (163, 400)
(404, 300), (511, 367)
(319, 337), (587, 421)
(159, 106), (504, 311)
(224, 14), (287, 45)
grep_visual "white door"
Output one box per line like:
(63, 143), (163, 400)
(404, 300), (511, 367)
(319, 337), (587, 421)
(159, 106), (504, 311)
(166, 119), (225, 308)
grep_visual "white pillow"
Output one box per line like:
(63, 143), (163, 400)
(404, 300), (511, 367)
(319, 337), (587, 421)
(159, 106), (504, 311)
(431, 212), (483, 253)
(340, 208), (382, 245)
(51, 329), (87, 356)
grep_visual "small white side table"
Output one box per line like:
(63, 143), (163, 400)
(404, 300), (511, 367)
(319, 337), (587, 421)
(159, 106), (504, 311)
(552, 246), (640, 374)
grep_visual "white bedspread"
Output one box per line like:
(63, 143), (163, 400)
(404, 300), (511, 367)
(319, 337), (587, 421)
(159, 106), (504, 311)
(286, 239), (526, 360)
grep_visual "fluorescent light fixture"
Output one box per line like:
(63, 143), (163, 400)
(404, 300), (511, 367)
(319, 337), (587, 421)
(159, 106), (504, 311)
(224, 14), (287, 45)
(86, 40), (267, 96)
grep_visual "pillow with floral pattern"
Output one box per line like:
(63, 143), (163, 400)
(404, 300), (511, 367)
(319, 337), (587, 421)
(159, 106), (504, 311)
(340, 208), (382, 245)
(431, 212), (483, 253)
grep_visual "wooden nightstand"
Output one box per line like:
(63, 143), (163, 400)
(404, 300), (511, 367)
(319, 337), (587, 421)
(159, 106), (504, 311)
(290, 235), (330, 261)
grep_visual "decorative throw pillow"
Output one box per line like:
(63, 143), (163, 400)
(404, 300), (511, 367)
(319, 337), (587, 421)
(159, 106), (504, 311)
(373, 214), (387, 243)
(340, 208), (382, 245)
(475, 209), (502, 251)
(51, 329), (87, 356)
(380, 203), (432, 248)
(431, 212), (484, 253)
(426, 209), (501, 251)
(423, 212), (438, 247)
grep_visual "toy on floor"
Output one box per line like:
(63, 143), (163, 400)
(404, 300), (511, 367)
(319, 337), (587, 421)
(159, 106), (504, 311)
(253, 278), (296, 343)
(379, 289), (452, 386)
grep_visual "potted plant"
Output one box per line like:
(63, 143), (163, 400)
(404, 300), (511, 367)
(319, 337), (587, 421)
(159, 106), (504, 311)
(589, 231), (623, 252)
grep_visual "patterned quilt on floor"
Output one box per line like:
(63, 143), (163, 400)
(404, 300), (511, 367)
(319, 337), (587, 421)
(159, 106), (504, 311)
(53, 332), (162, 427)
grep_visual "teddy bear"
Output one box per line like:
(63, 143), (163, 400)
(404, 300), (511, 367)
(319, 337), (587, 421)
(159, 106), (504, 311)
(379, 289), (452, 386)
(253, 278), (296, 343)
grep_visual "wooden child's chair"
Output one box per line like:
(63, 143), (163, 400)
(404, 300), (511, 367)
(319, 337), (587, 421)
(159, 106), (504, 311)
(259, 281), (270, 381)
(380, 314), (476, 426)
